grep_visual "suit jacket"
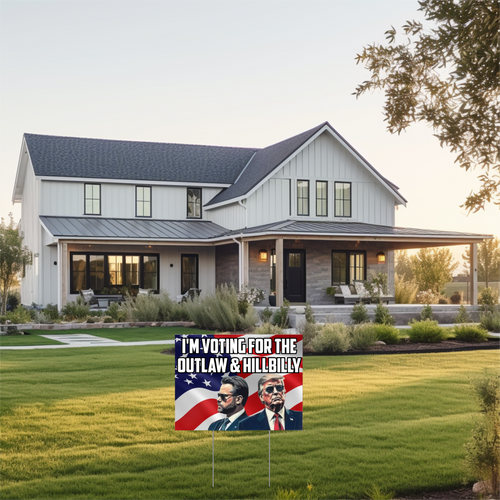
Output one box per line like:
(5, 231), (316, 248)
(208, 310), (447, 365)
(238, 408), (302, 431)
(208, 411), (248, 431)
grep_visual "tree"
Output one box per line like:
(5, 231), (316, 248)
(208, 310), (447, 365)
(462, 238), (500, 286)
(0, 214), (31, 315)
(410, 247), (458, 294)
(354, 0), (500, 212)
(395, 250), (414, 281)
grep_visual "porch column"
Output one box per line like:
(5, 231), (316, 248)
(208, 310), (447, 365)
(470, 243), (478, 305)
(60, 242), (68, 309)
(241, 240), (249, 288)
(276, 238), (284, 307)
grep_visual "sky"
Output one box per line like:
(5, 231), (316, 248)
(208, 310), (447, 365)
(1, 0), (498, 273)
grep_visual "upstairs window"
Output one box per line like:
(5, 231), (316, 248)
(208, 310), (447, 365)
(316, 181), (328, 216)
(136, 186), (152, 217)
(335, 182), (351, 217)
(187, 188), (202, 218)
(297, 180), (309, 216)
(84, 184), (101, 215)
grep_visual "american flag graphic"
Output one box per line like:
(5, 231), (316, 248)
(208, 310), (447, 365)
(175, 333), (303, 430)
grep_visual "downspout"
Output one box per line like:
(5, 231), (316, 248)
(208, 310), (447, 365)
(238, 199), (247, 228)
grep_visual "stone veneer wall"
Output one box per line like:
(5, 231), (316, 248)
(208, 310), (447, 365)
(248, 240), (395, 306)
(216, 243), (239, 289)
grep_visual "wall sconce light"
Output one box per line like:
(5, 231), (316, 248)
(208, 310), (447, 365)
(377, 252), (386, 263)
(259, 249), (268, 262)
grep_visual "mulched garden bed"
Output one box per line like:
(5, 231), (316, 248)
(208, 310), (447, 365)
(394, 486), (478, 500)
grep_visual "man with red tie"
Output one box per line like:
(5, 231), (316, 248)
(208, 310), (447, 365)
(238, 374), (302, 431)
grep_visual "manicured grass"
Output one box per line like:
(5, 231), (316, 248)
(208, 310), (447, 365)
(0, 326), (209, 346)
(1, 346), (499, 499)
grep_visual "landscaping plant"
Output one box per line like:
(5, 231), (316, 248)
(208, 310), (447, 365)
(272, 300), (290, 328)
(311, 322), (350, 353)
(348, 323), (377, 350)
(61, 297), (90, 321)
(407, 319), (446, 343)
(373, 324), (400, 344)
(419, 304), (434, 321)
(463, 374), (500, 498)
(374, 302), (395, 325)
(480, 308), (500, 333)
(350, 302), (370, 324)
(453, 325), (489, 343)
(454, 304), (472, 324)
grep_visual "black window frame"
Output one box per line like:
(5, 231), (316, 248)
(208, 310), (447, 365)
(136, 185), (152, 218)
(316, 180), (328, 217)
(297, 180), (309, 216)
(187, 188), (202, 219)
(334, 182), (352, 217)
(331, 250), (366, 285)
(70, 252), (159, 294)
(84, 183), (101, 215)
(181, 254), (199, 294)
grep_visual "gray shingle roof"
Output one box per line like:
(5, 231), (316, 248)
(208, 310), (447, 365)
(25, 134), (258, 184)
(40, 216), (229, 240)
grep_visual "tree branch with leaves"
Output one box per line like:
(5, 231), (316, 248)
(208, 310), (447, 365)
(354, 0), (500, 212)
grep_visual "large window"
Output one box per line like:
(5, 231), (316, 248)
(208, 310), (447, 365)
(316, 181), (328, 216)
(181, 254), (198, 294)
(84, 184), (101, 215)
(70, 253), (159, 293)
(331, 251), (365, 285)
(187, 188), (202, 218)
(335, 182), (351, 217)
(297, 180), (309, 216)
(136, 186), (152, 217)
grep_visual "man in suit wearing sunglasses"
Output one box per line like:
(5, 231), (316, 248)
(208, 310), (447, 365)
(208, 376), (249, 431)
(238, 374), (302, 431)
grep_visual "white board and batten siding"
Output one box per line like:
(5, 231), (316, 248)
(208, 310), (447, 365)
(245, 131), (397, 227)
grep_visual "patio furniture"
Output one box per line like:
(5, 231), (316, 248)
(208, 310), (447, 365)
(176, 288), (202, 303)
(138, 288), (152, 296)
(352, 280), (395, 304)
(333, 284), (363, 305)
(79, 288), (99, 308)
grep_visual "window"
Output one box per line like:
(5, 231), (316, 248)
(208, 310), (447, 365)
(136, 186), (151, 217)
(297, 180), (309, 216)
(331, 251), (365, 285)
(335, 182), (351, 217)
(84, 184), (100, 215)
(187, 188), (202, 218)
(316, 181), (328, 216)
(181, 254), (198, 294)
(70, 253), (159, 293)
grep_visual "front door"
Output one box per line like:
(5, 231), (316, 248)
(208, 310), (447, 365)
(284, 249), (306, 302)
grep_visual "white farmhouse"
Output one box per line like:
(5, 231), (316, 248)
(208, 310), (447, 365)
(12, 122), (489, 308)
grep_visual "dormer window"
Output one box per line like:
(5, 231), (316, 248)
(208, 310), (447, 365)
(136, 186), (151, 217)
(84, 184), (101, 215)
(187, 188), (202, 219)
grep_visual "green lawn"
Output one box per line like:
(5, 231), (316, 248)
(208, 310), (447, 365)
(0, 326), (209, 346)
(1, 344), (498, 499)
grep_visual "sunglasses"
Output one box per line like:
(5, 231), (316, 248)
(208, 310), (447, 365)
(217, 393), (235, 402)
(264, 384), (284, 394)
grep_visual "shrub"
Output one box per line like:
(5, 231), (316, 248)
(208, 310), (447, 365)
(350, 303), (370, 324)
(420, 304), (434, 321)
(7, 292), (20, 311)
(480, 308), (500, 333)
(305, 302), (315, 324)
(157, 292), (189, 321)
(254, 323), (283, 335)
(299, 321), (321, 349)
(5, 305), (32, 324)
(43, 303), (60, 321)
(184, 284), (258, 331)
(478, 287), (499, 308)
(450, 290), (463, 304)
(61, 297), (90, 321)
(260, 307), (273, 324)
(455, 304), (472, 324)
(407, 319), (446, 343)
(373, 324), (400, 344)
(311, 323), (350, 353)
(374, 303), (395, 325)
(394, 274), (418, 304)
(462, 374), (500, 498)
(106, 302), (126, 322)
(438, 296), (449, 304)
(348, 323), (377, 350)
(453, 324), (489, 342)
(121, 294), (160, 322)
(272, 300), (290, 328)
(415, 290), (441, 304)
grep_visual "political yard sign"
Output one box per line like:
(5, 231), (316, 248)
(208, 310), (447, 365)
(175, 333), (303, 431)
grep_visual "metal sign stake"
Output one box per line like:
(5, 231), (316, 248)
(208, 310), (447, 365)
(212, 431), (215, 488)
(269, 430), (271, 487)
